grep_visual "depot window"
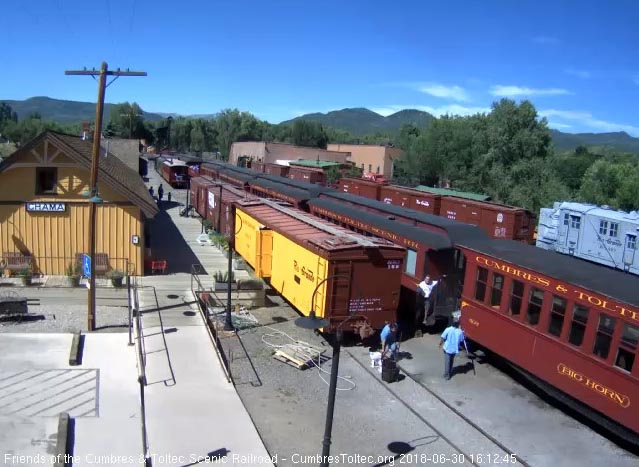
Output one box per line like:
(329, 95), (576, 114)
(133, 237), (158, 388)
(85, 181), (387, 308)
(526, 288), (544, 326)
(489, 273), (504, 308)
(609, 222), (619, 238)
(509, 280), (524, 316)
(593, 313), (617, 360)
(548, 295), (567, 337)
(474, 267), (488, 301)
(568, 304), (589, 347)
(405, 249), (417, 276)
(36, 167), (58, 195)
(615, 323), (639, 373)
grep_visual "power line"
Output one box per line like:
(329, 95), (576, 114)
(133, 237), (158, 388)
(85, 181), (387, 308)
(65, 62), (147, 331)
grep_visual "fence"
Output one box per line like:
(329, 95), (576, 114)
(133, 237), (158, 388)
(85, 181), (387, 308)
(0, 254), (133, 281)
(190, 263), (232, 383)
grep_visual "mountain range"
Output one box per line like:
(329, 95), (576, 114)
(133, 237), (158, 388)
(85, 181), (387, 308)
(2, 97), (639, 153)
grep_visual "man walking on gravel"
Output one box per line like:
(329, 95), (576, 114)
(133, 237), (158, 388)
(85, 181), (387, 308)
(439, 319), (465, 380)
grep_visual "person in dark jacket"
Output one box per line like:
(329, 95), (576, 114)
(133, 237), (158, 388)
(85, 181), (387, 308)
(157, 184), (164, 201)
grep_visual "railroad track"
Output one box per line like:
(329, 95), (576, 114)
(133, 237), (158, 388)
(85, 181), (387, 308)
(346, 348), (530, 467)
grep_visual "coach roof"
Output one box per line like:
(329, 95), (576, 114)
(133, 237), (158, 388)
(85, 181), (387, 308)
(461, 237), (638, 307)
(308, 198), (452, 250)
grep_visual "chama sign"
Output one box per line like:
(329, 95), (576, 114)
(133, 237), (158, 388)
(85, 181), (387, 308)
(25, 202), (66, 212)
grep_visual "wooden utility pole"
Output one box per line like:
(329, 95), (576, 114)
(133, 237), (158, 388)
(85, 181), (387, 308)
(65, 62), (146, 331)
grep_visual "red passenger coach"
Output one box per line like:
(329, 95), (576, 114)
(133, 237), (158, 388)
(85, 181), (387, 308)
(161, 159), (189, 188)
(441, 198), (535, 243)
(457, 238), (639, 440)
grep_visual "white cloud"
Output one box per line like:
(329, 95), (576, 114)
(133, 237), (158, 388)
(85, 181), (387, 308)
(547, 121), (572, 130)
(416, 83), (469, 102)
(532, 35), (561, 45)
(565, 68), (591, 79)
(490, 85), (571, 97)
(371, 104), (490, 118)
(539, 109), (639, 136)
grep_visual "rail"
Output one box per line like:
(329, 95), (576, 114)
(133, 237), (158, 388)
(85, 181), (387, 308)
(190, 264), (232, 383)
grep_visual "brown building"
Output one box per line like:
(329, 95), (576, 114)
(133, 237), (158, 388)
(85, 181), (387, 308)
(326, 144), (402, 179)
(0, 131), (158, 276)
(230, 141), (350, 166)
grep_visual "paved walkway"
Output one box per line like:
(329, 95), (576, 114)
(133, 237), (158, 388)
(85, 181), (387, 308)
(138, 174), (272, 466)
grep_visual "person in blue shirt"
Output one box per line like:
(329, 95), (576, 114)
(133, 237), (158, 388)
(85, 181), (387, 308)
(439, 319), (465, 380)
(380, 322), (399, 361)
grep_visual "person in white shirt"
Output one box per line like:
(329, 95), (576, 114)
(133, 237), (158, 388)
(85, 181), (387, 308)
(418, 274), (439, 325)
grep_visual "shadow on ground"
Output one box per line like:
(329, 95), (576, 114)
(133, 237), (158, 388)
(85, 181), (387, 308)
(148, 209), (204, 274)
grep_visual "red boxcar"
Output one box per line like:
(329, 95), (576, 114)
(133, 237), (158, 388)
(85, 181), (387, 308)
(288, 166), (326, 185)
(189, 176), (218, 218)
(161, 160), (189, 188)
(338, 177), (385, 199)
(458, 238), (639, 439)
(264, 163), (290, 178)
(380, 185), (441, 215)
(250, 161), (266, 173)
(206, 182), (257, 238)
(440, 197), (535, 243)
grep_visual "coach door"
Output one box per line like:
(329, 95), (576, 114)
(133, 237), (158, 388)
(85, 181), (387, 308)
(623, 233), (637, 270)
(565, 213), (581, 253)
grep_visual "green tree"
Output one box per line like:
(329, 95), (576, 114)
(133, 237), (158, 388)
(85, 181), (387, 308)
(108, 102), (145, 139)
(291, 120), (328, 148)
(485, 99), (551, 166)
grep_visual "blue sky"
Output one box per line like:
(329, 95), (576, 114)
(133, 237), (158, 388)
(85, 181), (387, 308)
(2, 0), (638, 134)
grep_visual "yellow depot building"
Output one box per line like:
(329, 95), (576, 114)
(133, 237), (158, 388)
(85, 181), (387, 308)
(0, 130), (158, 276)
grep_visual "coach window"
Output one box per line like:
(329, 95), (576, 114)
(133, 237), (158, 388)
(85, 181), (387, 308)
(627, 235), (637, 250)
(615, 324), (639, 373)
(548, 296), (567, 337)
(570, 215), (581, 229)
(526, 288), (544, 326)
(593, 313), (617, 360)
(489, 273), (504, 308)
(405, 249), (417, 276)
(568, 304), (589, 347)
(563, 213), (569, 225)
(599, 220), (608, 236)
(474, 267), (488, 301)
(509, 280), (524, 316)
(609, 222), (619, 238)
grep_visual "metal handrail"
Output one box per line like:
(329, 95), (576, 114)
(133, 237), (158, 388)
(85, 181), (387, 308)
(190, 264), (232, 383)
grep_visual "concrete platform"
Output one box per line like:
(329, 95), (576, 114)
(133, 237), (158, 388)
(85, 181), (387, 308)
(138, 171), (272, 466)
(0, 333), (140, 467)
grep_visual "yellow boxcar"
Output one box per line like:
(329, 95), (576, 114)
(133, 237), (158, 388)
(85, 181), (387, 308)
(234, 208), (272, 277)
(270, 231), (330, 318)
(234, 201), (405, 331)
